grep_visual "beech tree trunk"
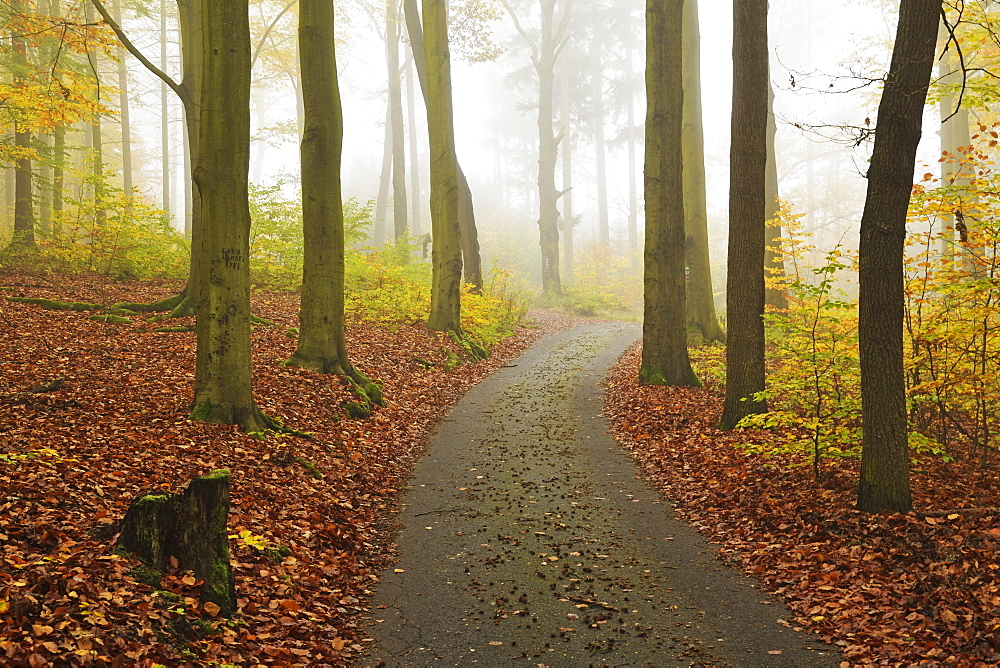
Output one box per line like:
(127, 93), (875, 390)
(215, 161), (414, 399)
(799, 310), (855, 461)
(112, 0), (133, 196)
(404, 0), (483, 290)
(764, 83), (788, 310)
(118, 470), (236, 616)
(9, 0), (35, 251)
(719, 0), (768, 430)
(682, 0), (725, 344)
(857, 0), (940, 514)
(423, 0), (464, 333)
(641, 0), (699, 388)
(387, 0), (409, 242)
(287, 0), (351, 375)
(189, 0), (272, 431)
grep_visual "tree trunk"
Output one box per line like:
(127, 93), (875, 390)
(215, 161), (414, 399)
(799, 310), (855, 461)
(373, 106), (391, 246)
(423, 0), (463, 333)
(593, 46), (609, 250)
(406, 54), (422, 236)
(9, 0), (35, 251)
(117, 470), (236, 617)
(387, 0), (409, 243)
(85, 1), (107, 227)
(112, 0), (134, 196)
(160, 0), (172, 223)
(719, 0), (768, 430)
(641, 0), (700, 388)
(189, 0), (272, 432)
(560, 62), (575, 283)
(764, 82), (788, 310)
(287, 0), (351, 375)
(404, 0), (483, 291)
(682, 0), (725, 344)
(857, 0), (940, 514)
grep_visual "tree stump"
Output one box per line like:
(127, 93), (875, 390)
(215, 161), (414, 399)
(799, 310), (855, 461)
(117, 470), (237, 616)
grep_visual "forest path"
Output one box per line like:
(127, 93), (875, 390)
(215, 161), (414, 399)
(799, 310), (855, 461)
(364, 322), (838, 666)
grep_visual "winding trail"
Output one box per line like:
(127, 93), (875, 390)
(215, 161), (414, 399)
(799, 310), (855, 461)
(366, 323), (839, 666)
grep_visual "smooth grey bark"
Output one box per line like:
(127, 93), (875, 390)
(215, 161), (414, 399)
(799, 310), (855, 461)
(857, 0), (941, 514)
(764, 82), (788, 310)
(407, 55), (423, 236)
(641, 0), (699, 388)
(112, 0), (133, 196)
(374, 105), (392, 245)
(560, 62), (575, 283)
(160, 0), (171, 222)
(682, 0), (725, 344)
(718, 0), (768, 430)
(387, 0), (409, 242)
(85, 1), (107, 227)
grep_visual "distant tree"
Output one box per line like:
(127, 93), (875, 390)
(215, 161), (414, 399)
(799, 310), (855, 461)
(857, 0), (941, 514)
(641, 0), (699, 387)
(501, 0), (573, 294)
(764, 82), (789, 311)
(9, 0), (35, 252)
(423, 0), (464, 332)
(719, 0), (768, 430)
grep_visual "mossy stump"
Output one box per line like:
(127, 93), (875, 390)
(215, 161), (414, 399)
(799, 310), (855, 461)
(117, 470), (237, 617)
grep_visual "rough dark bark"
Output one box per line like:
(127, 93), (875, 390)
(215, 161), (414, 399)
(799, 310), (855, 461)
(641, 0), (700, 388)
(117, 470), (236, 616)
(719, 0), (768, 430)
(9, 0), (35, 251)
(857, 0), (940, 514)
(423, 0), (464, 333)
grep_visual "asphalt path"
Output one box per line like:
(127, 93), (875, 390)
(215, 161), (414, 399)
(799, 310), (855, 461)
(365, 323), (840, 667)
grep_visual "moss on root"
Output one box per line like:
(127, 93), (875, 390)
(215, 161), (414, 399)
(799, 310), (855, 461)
(7, 297), (103, 311)
(90, 314), (131, 325)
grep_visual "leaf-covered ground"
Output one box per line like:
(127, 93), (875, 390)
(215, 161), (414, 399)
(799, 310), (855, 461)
(0, 270), (576, 667)
(605, 342), (1000, 667)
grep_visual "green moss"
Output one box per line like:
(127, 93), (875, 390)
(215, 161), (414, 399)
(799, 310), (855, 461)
(264, 545), (292, 563)
(154, 326), (195, 333)
(295, 457), (323, 479)
(103, 308), (140, 316)
(89, 314), (131, 325)
(204, 469), (231, 481)
(130, 564), (163, 587)
(442, 348), (461, 371)
(343, 401), (371, 419)
(153, 590), (184, 608)
(284, 327), (299, 339)
(7, 297), (104, 311)
(250, 314), (275, 327)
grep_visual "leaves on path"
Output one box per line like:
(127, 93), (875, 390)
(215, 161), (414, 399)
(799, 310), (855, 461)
(0, 271), (548, 666)
(605, 342), (1000, 666)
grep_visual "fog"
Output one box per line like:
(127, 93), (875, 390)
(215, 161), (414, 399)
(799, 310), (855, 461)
(112, 0), (916, 292)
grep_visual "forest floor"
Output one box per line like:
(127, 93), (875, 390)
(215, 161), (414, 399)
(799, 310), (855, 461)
(0, 270), (997, 666)
(607, 345), (1000, 666)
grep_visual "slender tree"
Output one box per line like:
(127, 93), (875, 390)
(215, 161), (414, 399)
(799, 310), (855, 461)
(719, 0), (769, 430)
(501, 0), (573, 294)
(641, 0), (699, 387)
(112, 0), (134, 196)
(764, 82), (788, 310)
(423, 0), (464, 332)
(404, 0), (484, 291)
(682, 0), (725, 343)
(857, 0), (941, 514)
(387, 0), (409, 242)
(188, 0), (273, 431)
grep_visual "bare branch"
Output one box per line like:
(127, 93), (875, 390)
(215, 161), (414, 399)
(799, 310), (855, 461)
(250, 0), (298, 72)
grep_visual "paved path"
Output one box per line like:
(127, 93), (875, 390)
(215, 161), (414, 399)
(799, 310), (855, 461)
(365, 323), (840, 667)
